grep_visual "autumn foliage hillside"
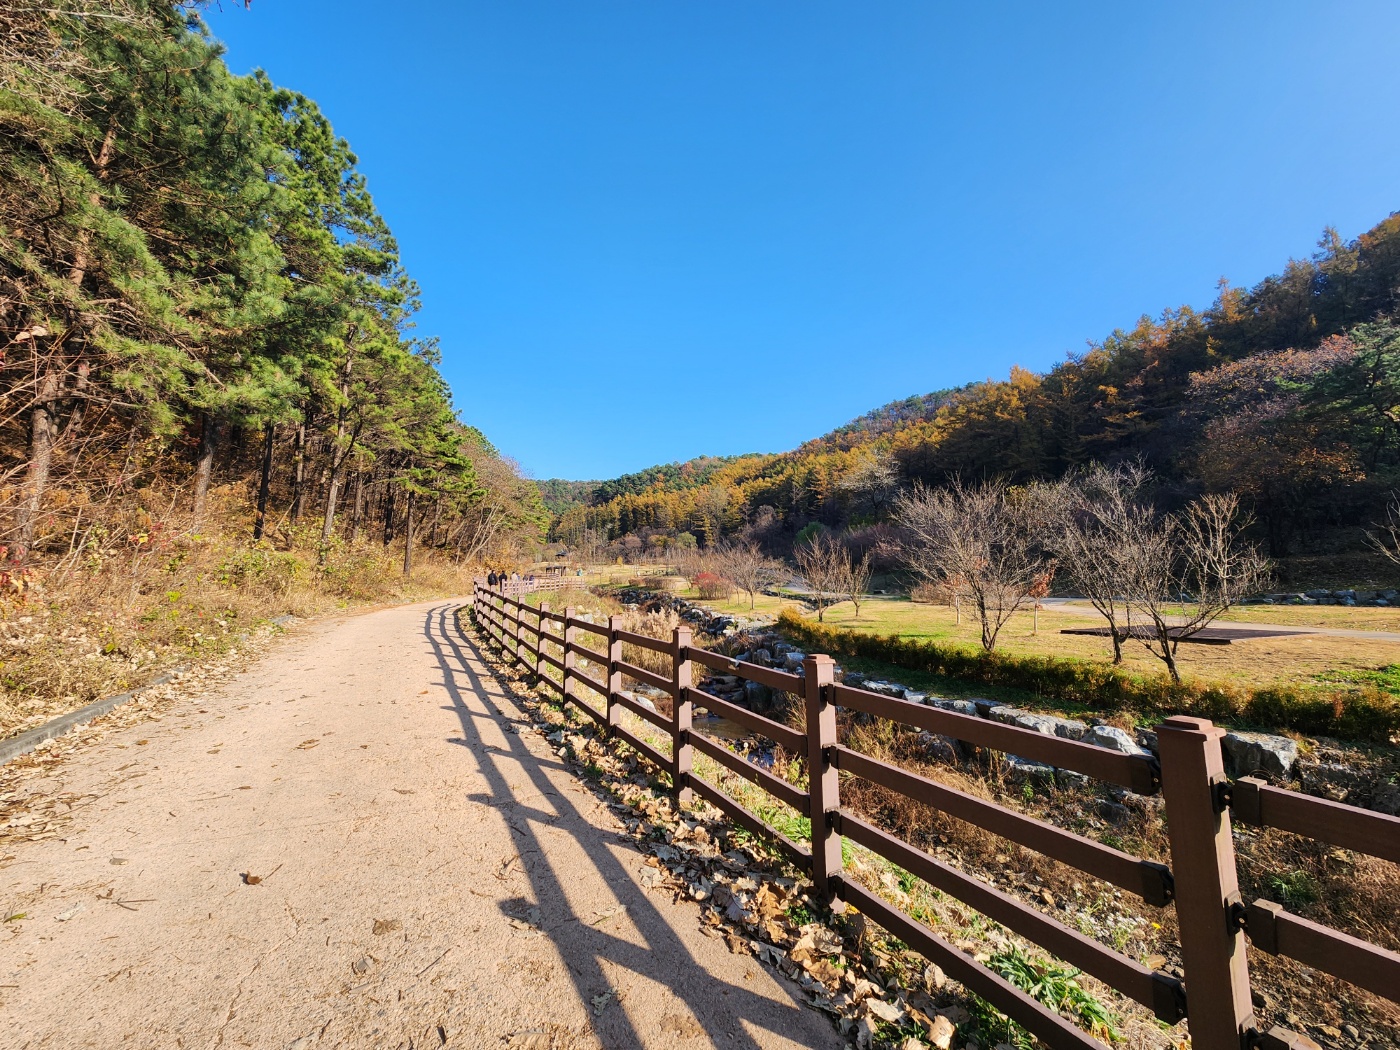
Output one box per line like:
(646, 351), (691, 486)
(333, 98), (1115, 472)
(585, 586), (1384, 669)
(552, 216), (1400, 574)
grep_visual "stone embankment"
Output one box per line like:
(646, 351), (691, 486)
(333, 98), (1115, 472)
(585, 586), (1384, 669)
(1251, 587), (1400, 607)
(613, 588), (1400, 820)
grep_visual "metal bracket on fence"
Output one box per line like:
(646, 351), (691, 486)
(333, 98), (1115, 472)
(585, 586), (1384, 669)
(1142, 861), (1176, 907)
(1212, 776), (1234, 814)
(1225, 892), (1249, 934)
(1151, 970), (1188, 1023)
(822, 745), (838, 767)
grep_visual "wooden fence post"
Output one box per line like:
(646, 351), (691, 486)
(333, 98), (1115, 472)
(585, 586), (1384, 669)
(535, 603), (549, 680)
(607, 614), (623, 739)
(562, 606), (577, 708)
(804, 654), (841, 902)
(1157, 716), (1256, 1050)
(672, 625), (693, 805)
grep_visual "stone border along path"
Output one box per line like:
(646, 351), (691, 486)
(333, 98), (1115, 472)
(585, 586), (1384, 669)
(0, 600), (846, 1050)
(0, 617), (297, 767)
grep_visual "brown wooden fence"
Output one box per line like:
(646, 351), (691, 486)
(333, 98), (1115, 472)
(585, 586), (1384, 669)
(471, 583), (1399, 1050)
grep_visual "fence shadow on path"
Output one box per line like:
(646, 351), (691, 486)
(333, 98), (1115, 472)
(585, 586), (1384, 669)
(421, 602), (834, 1050)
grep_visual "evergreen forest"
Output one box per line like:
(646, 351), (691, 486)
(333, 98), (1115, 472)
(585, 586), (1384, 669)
(1, 2), (546, 573)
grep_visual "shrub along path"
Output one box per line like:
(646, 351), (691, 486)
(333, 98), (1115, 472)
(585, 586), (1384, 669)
(0, 601), (842, 1050)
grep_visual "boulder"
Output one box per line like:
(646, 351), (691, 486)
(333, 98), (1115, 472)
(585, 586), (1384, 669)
(862, 680), (908, 699)
(782, 651), (806, 672)
(930, 697), (980, 719)
(1002, 754), (1056, 781)
(1136, 729), (1159, 755)
(903, 692), (928, 705)
(1097, 800), (1133, 825)
(918, 732), (965, 765)
(1298, 759), (1365, 802)
(751, 648), (772, 666)
(744, 680), (774, 709)
(969, 697), (1005, 718)
(1083, 725), (1150, 756)
(1221, 730), (1298, 779)
(988, 706), (1088, 740)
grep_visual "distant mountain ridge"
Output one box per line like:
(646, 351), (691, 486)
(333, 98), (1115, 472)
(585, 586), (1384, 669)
(543, 212), (1400, 558)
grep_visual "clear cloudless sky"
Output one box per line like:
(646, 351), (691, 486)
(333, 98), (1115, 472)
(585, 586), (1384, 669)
(205, 2), (1400, 481)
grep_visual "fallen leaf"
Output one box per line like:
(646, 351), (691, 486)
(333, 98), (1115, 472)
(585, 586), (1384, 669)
(372, 918), (402, 935)
(241, 872), (262, 885)
(295, 739), (319, 750)
(591, 988), (618, 1015)
(54, 903), (85, 922)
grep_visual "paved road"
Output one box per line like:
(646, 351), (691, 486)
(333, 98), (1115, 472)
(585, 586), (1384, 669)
(0, 601), (843, 1050)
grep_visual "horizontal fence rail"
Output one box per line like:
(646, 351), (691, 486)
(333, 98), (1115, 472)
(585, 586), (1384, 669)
(469, 582), (1397, 1050)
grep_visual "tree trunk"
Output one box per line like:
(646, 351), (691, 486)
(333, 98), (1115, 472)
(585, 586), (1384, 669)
(382, 484), (396, 546)
(16, 366), (59, 560)
(290, 422), (306, 524)
(403, 490), (415, 575)
(16, 115), (119, 561)
(320, 470), (341, 546)
(350, 473), (365, 543)
(192, 413), (220, 525)
(253, 423), (274, 540)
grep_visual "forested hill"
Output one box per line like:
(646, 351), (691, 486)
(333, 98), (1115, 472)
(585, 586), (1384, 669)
(552, 215), (1400, 558)
(2, 4), (546, 564)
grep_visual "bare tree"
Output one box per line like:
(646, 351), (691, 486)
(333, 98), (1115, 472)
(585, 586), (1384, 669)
(1366, 493), (1400, 567)
(837, 449), (899, 518)
(1121, 493), (1270, 683)
(842, 549), (874, 619)
(1053, 463), (1150, 663)
(895, 479), (1057, 652)
(715, 542), (783, 610)
(794, 532), (848, 622)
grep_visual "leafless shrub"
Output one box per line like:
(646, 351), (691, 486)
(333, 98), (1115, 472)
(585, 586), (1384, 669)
(794, 532), (848, 622)
(1119, 493), (1271, 683)
(894, 479), (1058, 652)
(715, 542), (783, 610)
(1366, 493), (1400, 567)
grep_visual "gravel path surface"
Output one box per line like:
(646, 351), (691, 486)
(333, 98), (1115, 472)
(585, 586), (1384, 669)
(1, 600), (843, 1050)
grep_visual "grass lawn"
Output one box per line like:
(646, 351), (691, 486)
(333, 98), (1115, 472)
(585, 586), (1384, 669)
(691, 593), (1400, 694)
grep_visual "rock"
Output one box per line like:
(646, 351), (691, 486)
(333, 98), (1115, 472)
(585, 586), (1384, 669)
(1098, 800), (1132, 824)
(987, 706), (1087, 740)
(752, 648), (772, 666)
(743, 680), (773, 709)
(919, 732), (965, 765)
(862, 680), (907, 699)
(782, 651), (806, 672)
(1136, 729), (1159, 754)
(969, 697), (1005, 718)
(1298, 759), (1365, 802)
(1221, 730), (1298, 779)
(929, 697), (980, 719)
(1372, 783), (1400, 817)
(903, 692), (928, 705)
(1083, 725), (1150, 756)
(1002, 754), (1056, 781)
(842, 671), (868, 688)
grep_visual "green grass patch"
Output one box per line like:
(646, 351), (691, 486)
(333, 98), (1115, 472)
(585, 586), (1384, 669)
(779, 610), (1400, 743)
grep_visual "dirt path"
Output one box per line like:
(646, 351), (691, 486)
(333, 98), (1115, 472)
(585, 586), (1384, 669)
(0, 601), (844, 1050)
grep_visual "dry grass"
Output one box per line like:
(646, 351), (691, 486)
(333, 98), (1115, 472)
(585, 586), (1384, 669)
(739, 595), (1400, 694)
(1, 492), (479, 740)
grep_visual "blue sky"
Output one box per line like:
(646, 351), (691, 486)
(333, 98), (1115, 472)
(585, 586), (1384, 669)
(206, 2), (1400, 482)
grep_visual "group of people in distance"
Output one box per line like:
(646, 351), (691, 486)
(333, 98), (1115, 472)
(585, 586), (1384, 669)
(486, 569), (532, 592)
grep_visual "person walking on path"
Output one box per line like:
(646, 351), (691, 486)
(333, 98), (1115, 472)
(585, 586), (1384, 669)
(487, 569), (498, 588)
